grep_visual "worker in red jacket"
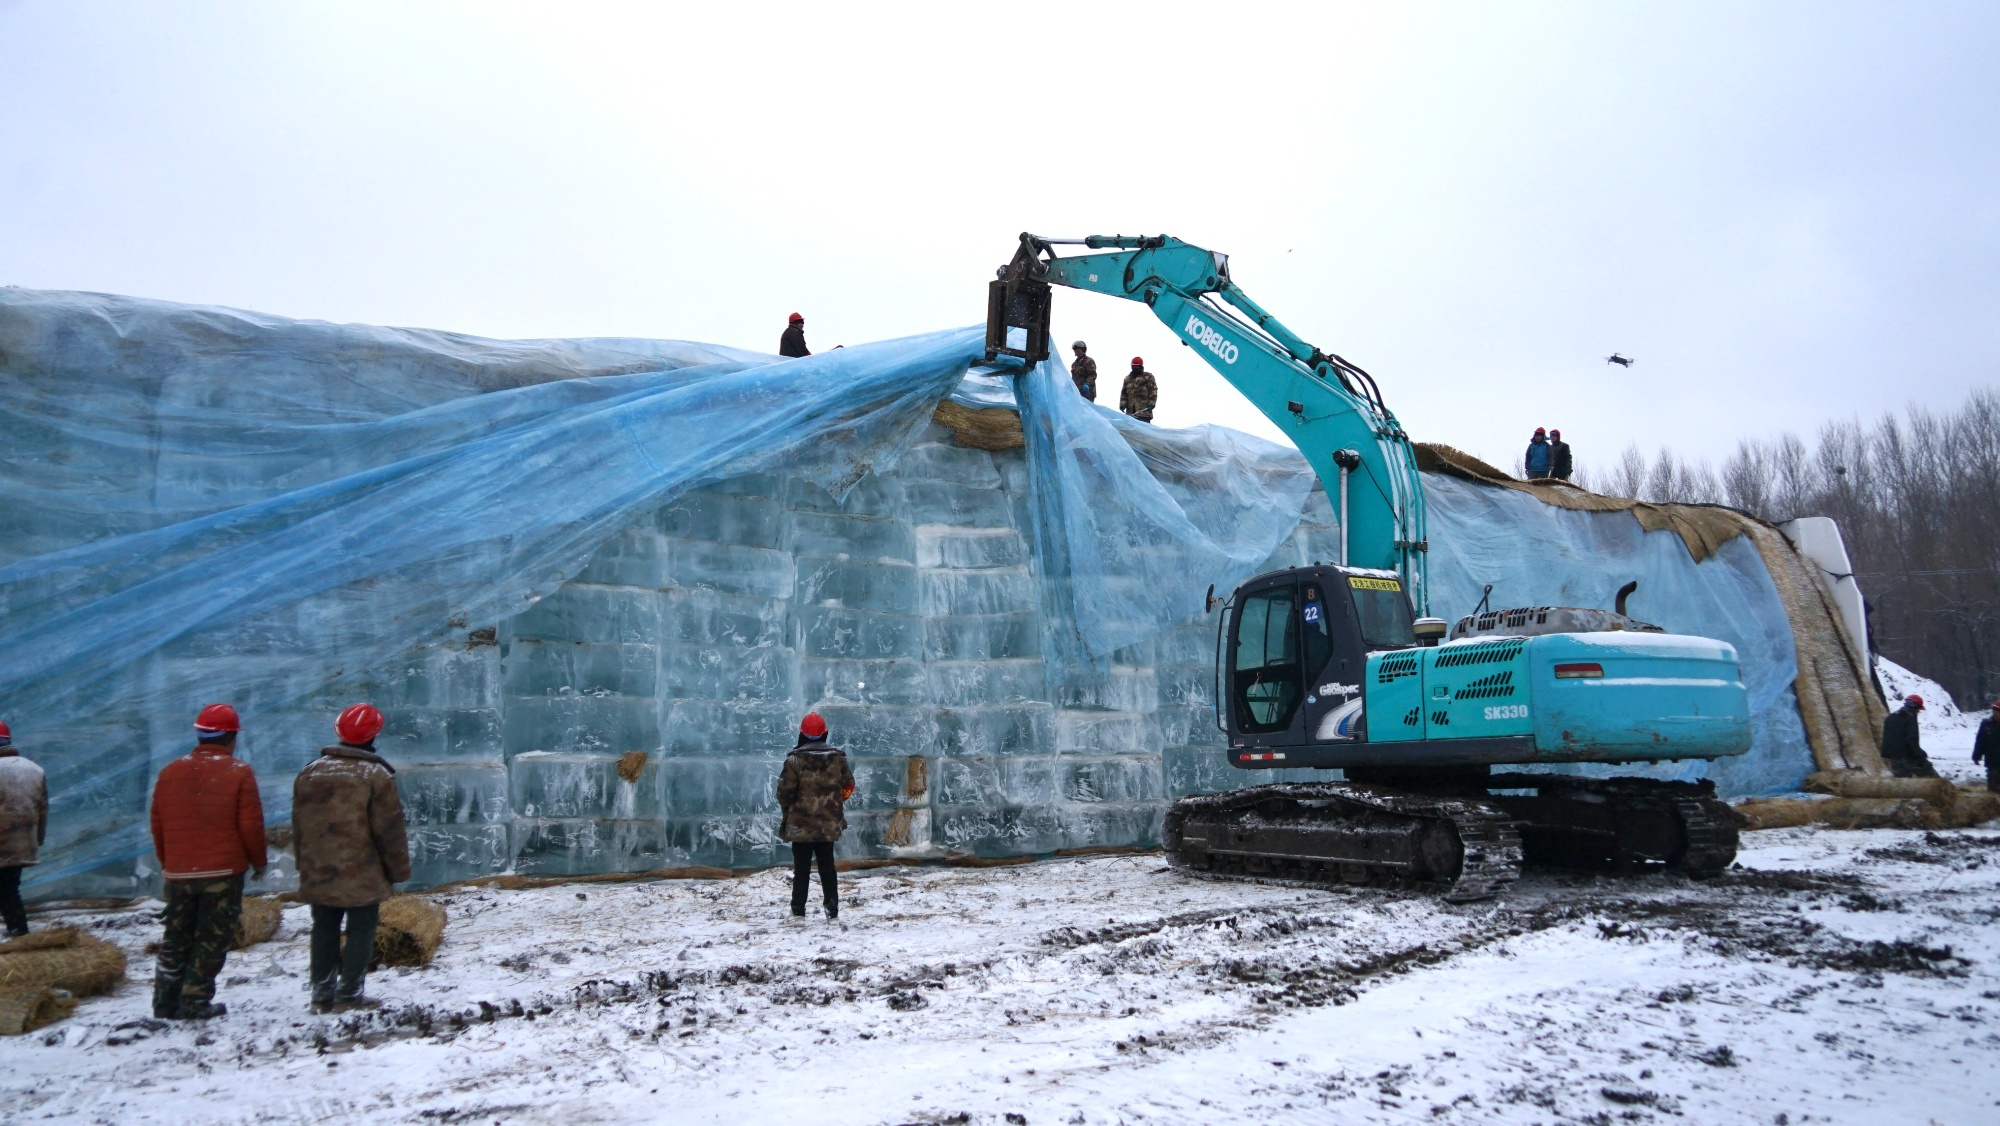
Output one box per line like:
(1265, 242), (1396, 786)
(148, 704), (268, 1020)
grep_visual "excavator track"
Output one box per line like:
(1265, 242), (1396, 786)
(1163, 783), (1523, 903)
(1485, 775), (1739, 875)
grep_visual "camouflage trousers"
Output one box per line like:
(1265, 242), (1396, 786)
(153, 873), (242, 1018)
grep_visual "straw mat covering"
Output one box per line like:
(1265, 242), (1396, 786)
(933, 400), (1025, 451)
(233, 896), (283, 950)
(372, 895), (446, 968)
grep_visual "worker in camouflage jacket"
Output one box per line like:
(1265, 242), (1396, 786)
(1971, 700), (2000, 792)
(1069, 341), (1098, 402)
(148, 703), (268, 1020)
(0, 721), (49, 937)
(776, 712), (853, 920)
(1120, 356), (1157, 422)
(1879, 694), (1939, 778)
(293, 704), (410, 1012)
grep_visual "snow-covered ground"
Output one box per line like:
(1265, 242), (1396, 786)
(6, 825), (2000, 1126)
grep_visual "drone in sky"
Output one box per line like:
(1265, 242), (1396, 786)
(1606, 353), (1635, 367)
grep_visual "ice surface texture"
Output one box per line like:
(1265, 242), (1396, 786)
(0, 291), (982, 887)
(0, 290), (1815, 894)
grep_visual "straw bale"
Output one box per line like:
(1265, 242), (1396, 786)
(1735, 796), (1935, 831)
(933, 401), (1025, 451)
(904, 755), (929, 800)
(1733, 799), (1824, 832)
(616, 750), (649, 784)
(0, 987), (77, 1035)
(233, 896), (283, 950)
(1415, 442), (1889, 777)
(882, 808), (916, 848)
(371, 895), (446, 968)
(1804, 771), (1956, 804)
(0, 927), (126, 997)
(0, 929), (82, 955)
(1961, 791), (2000, 825)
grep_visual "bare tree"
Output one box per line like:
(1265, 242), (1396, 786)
(1714, 389), (2000, 707)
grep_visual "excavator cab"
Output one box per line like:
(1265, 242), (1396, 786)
(1221, 566), (1416, 754)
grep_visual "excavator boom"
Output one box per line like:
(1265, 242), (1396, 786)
(988, 233), (1429, 609)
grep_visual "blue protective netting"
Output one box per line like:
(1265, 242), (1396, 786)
(1010, 351), (1318, 686)
(1, 289), (1817, 887)
(1422, 475), (1813, 796)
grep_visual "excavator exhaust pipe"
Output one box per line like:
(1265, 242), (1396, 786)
(1615, 580), (1639, 616)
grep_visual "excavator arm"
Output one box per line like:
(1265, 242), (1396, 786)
(987, 233), (1429, 608)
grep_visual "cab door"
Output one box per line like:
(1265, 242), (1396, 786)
(1227, 579), (1308, 746)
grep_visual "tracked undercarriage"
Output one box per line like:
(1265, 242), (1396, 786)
(1162, 775), (1737, 902)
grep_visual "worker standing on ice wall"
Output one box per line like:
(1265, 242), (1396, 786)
(1972, 701), (2000, 792)
(779, 312), (811, 358)
(0, 722), (48, 938)
(293, 703), (410, 1013)
(148, 703), (267, 1020)
(1070, 340), (1097, 402)
(1120, 356), (1156, 422)
(1880, 694), (1940, 778)
(1549, 429), (1574, 481)
(776, 712), (853, 921)
(1525, 427), (1553, 480)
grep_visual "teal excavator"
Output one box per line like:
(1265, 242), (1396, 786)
(986, 233), (1750, 900)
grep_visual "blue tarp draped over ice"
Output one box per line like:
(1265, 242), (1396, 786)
(0, 290), (1320, 884)
(1012, 353), (1319, 685)
(0, 289), (1815, 888)
(0, 291), (982, 733)
(1422, 476), (1812, 796)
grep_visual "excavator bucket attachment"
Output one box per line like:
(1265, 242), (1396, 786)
(985, 234), (1053, 365)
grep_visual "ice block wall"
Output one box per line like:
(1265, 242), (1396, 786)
(366, 419), (1341, 888)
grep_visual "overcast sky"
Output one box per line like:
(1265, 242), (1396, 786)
(3, 1), (1995, 474)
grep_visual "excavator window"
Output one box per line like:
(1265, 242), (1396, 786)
(1232, 585), (1303, 733)
(1347, 577), (1418, 650)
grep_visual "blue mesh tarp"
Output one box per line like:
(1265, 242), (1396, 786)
(1423, 475), (1813, 796)
(1, 289), (1817, 887)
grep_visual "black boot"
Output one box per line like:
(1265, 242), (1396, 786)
(176, 1000), (226, 1020)
(152, 977), (183, 1021)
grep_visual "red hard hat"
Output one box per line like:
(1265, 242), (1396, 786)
(194, 703), (240, 734)
(1534, 427), (1547, 435)
(799, 712), (828, 739)
(0, 721), (10, 742)
(788, 312), (804, 323)
(1906, 694), (1924, 708)
(336, 703), (385, 745)
(1131, 356), (1143, 366)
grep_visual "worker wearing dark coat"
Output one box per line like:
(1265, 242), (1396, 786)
(779, 313), (811, 358)
(776, 712), (853, 920)
(1879, 694), (1939, 778)
(1971, 702), (2000, 792)
(1525, 428), (1553, 479)
(1119, 357), (1156, 422)
(1549, 429), (1573, 481)
(1069, 341), (1097, 402)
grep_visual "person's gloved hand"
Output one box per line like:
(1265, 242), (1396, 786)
(252, 866), (267, 881)
(841, 784), (855, 802)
